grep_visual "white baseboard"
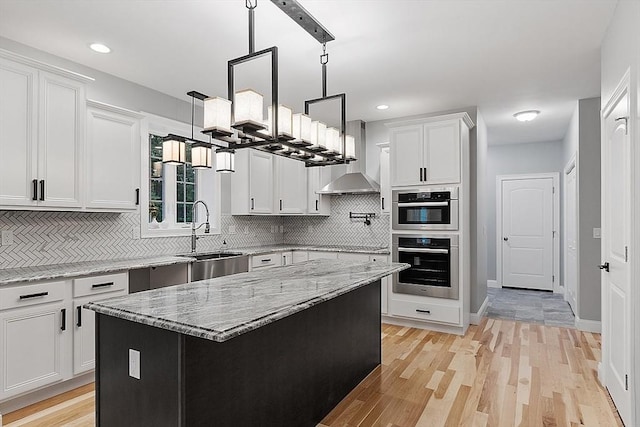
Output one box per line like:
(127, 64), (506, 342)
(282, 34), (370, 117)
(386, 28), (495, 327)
(487, 280), (499, 288)
(575, 316), (601, 333)
(598, 362), (604, 385)
(382, 315), (467, 336)
(470, 296), (489, 325)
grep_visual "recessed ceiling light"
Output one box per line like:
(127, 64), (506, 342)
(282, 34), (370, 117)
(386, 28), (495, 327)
(90, 43), (111, 54)
(513, 110), (540, 122)
(376, 104), (389, 110)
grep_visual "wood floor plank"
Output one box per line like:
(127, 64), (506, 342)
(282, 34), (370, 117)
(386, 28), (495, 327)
(4, 319), (623, 427)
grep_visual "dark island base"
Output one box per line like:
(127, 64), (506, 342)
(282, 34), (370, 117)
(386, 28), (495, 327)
(96, 280), (381, 427)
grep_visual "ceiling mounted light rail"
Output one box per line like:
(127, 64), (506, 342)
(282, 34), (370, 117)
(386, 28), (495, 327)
(188, 0), (356, 170)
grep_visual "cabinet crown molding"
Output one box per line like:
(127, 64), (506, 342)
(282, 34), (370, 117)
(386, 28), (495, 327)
(0, 48), (94, 83)
(87, 99), (145, 119)
(384, 112), (475, 130)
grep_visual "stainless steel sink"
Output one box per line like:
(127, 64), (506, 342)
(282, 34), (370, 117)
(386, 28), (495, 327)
(179, 252), (249, 281)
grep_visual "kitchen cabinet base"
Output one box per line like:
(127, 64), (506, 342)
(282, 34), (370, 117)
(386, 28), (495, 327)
(95, 280), (381, 426)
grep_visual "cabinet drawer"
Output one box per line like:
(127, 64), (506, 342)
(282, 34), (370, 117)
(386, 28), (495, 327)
(292, 251), (308, 264)
(389, 298), (460, 325)
(337, 253), (370, 262)
(369, 255), (389, 263)
(308, 251), (338, 260)
(0, 281), (67, 311)
(251, 253), (281, 269)
(73, 272), (128, 298)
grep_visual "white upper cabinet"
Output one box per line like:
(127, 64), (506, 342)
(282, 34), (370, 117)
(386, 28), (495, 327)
(275, 156), (307, 215)
(231, 150), (274, 215)
(307, 166), (331, 215)
(389, 114), (472, 187)
(0, 57), (38, 207)
(85, 101), (142, 211)
(0, 50), (92, 210)
(378, 144), (391, 214)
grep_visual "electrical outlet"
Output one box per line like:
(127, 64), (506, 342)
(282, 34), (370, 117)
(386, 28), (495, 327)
(270, 225), (275, 233)
(129, 349), (140, 380)
(1, 230), (14, 246)
(279, 225), (284, 233)
(244, 226), (249, 235)
(308, 225), (313, 233)
(228, 225), (237, 234)
(593, 228), (601, 239)
(131, 226), (140, 240)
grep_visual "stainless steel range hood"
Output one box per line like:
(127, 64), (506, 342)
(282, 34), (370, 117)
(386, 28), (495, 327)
(316, 172), (380, 195)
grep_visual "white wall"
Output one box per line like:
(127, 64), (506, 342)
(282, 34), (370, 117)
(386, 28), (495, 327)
(486, 140), (565, 281)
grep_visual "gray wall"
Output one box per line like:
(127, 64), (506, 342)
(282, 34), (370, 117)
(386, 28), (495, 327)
(365, 106), (488, 314)
(486, 140), (565, 281)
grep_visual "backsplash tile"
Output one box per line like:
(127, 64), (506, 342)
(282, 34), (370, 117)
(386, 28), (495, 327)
(0, 194), (388, 268)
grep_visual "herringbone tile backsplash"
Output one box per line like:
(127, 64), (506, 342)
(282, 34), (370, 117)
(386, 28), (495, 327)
(0, 195), (388, 268)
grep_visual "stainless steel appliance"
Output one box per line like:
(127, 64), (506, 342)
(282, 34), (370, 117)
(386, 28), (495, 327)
(392, 187), (459, 231)
(392, 234), (459, 299)
(184, 252), (249, 282)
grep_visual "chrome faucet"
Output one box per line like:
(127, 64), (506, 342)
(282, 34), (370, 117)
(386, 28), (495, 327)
(191, 200), (210, 253)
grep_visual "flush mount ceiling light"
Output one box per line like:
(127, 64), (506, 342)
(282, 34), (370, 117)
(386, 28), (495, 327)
(514, 110), (540, 122)
(191, 0), (356, 169)
(376, 105), (389, 110)
(89, 43), (111, 54)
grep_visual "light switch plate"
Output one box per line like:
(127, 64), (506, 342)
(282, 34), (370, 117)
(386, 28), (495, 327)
(228, 225), (237, 234)
(131, 226), (140, 240)
(244, 226), (249, 235)
(129, 349), (140, 380)
(593, 228), (601, 239)
(279, 225), (284, 233)
(1, 230), (14, 246)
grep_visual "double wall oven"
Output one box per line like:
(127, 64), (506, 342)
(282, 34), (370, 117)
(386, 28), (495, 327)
(392, 186), (460, 300)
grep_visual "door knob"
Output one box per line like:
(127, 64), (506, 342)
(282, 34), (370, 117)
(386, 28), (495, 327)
(598, 262), (610, 272)
(503, 237), (509, 241)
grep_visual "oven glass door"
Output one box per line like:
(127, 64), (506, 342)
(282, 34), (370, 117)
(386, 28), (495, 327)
(396, 237), (451, 288)
(396, 202), (451, 226)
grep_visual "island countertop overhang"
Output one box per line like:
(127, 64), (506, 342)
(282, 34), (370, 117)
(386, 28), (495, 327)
(86, 259), (409, 342)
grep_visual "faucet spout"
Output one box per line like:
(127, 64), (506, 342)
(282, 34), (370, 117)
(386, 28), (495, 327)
(191, 200), (211, 253)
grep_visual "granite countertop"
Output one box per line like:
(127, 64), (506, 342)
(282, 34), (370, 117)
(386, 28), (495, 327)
(86, 259), (408, 343)
(0, 256), (193, 286)
(1, 245), (389, 286)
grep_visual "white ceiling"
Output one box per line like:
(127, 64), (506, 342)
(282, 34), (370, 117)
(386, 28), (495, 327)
(0, 0), (617, 145)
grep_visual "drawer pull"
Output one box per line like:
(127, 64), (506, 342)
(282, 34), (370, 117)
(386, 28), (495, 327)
(32, 179), (38, 201)
(416, 309), (431, 314)
(261, 259), (272, 263)
(77, 306), (82, 327)
(61, 308), (66, 331)
(19, 291), (49, 300)
(92, 282), (114, 289)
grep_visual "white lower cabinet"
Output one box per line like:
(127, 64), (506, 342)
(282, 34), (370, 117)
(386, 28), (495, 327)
(281, 251), (294, 266)
(292, 251), (308, 264)
(308, 251), (338, 260)
(0, 281), (71, 400)
(250, 253), (282, 271)
(0, 272), (128, 402)
(388, 295), (461, 326)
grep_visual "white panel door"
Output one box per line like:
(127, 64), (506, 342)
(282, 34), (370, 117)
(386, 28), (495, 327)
(423, 121), (460, 184)
(0, 302), (70, 400)
(390, 125), (423, 186)
(379, 147), (390, 213)
(85, 106), (139, 210)
(38, 71), (84, 208)
(276, 156), (306, 214)
(602, 90), (631, 425)
(502, 178), (554, 290)
(565, 165), (578, 313)
(0, 58), (39, 207)
(249, 150), (273, 214)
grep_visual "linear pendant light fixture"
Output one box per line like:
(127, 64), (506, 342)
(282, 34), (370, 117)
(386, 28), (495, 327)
(196, 0), (356, 169)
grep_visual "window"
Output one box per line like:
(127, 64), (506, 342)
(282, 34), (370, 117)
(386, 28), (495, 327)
(140, 113), (220, 238)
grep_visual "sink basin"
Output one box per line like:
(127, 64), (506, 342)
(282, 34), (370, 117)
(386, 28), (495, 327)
(180, 252), (244, 261)
(179, 252), (249, 281)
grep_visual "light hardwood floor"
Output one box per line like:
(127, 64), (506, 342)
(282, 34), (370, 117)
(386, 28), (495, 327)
(4, 318), (623, 427)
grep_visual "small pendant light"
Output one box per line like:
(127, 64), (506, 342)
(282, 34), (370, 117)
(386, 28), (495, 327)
(216, 148), (235, 173)
(162, 134), (186, 164)
(192, 142), (213, 169)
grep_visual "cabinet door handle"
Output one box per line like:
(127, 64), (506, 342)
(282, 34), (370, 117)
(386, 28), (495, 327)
(416, 309), (431, 314)
(135, 188), (140, 205)
(61, 308), (67, 331)
(316, 199), (319, 211)
(251, 198), (255, 210)
(280, 199), (283, 211)
(423, 168), (427, 182)
(32, 179), (38, 201)
(19, 291), (49, 300)
(419, 168), (423, 182)
(262, 258), (272, 263)
(92, 282), (114, 289)
(381, 197), (385, 210)
(77, 306), (82, 327)
(39, 180), (45, 201)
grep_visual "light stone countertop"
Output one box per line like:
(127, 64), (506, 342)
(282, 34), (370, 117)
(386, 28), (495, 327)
(86, 259), (408, 342)
(1, 245), (389, 286)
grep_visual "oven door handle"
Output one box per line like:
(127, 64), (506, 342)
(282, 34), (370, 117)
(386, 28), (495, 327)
(397, 247), (449, 254)
(397, 201), (449, 207)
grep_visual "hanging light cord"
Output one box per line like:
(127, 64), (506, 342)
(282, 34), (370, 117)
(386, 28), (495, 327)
(190, 95), (195, 140)
(321, 42), (328, 97)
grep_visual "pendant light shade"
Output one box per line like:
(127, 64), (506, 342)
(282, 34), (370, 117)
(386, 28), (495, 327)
(326, 127), (340, 153)
(310, 121), (327, 149)
(345, 135), (356, 159)
(162, 135), (186, 164)
(203, 97), (232, 135)
(234, 89), (264, 129)
(267, 104), (293, 138)
(191, 143), (212, 169)
(216, 149), (235, 173)
(292, 113), (312, 143)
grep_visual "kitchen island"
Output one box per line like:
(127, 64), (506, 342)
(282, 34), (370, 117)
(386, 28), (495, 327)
(86, 259), (408, 427)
